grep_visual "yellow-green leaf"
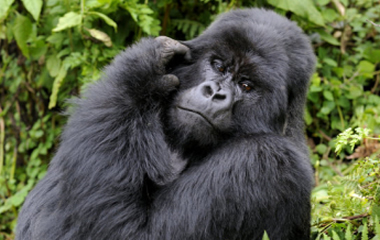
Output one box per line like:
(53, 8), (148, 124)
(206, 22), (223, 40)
(315, 29), (340, 46)
(0, 0), (15, 20)
(12, 14), (32, 58)
(46, 55), (61, 77)
(49, 65), (68, 109)
(86, 28), (112, 47)
(358, 60), (375, 78)
(88, 11), (117, 31)
(21, 0), (42, 21)
(52, 12), (81, 32)
(262, 231), (270, 240)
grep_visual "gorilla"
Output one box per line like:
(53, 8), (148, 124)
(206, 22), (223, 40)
(16, 8), (315, 240)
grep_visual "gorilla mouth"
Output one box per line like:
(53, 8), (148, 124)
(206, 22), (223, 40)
(177, 106), (215, 129)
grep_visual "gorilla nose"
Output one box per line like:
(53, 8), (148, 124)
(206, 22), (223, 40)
(198, 81), (233, 109)
(200, 81), (226, 99)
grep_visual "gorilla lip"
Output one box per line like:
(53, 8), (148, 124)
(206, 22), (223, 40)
(176, 106), (215, 129)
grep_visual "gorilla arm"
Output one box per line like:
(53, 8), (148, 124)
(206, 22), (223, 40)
(16, 37), (188, 240)
(80, 37), (189, 184)
(148, 135), (313, 240)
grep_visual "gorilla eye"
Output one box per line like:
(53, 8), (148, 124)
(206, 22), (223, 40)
(217, 65), (225, 73)
(240, 82), (253, 92)
(213, 60), (226, 73)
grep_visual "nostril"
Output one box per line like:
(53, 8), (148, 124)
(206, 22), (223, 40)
(213, 93), (226, 101)
(202, 85), (213, 98)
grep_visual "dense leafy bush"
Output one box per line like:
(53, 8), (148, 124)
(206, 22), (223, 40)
(312, 128), (380, 239)
(0, 0), (379, 239)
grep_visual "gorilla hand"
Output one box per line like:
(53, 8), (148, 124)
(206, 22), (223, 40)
(103, 37), (190, 109)
(154, 36), (190, 96)
(155, 36), (191, 67)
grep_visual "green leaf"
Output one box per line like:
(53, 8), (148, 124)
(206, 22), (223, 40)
(0, 183), (32, 213)
(304, 108), (313, 125)
(52, 12), (82, 32)
(21, 0), (43, 21)
(322, 8), (339, 22)
(267, 0), (324, 26)
(345, 224), (352, 240)
(29, 37), (47, 58)
(311, 73), (321, 86)
(372, 204), (380, 220)
(340, 0), (348, 6)
(375, 186), (380, 202)
(310, 85), (323, 92)
(362, 222), (368, 240)
(337, 97), (350, 109)
(46, 55), (61, 77)
(57, 48), (71, 58)
(308, 92), (320, 103)
(0, 24), (5, 39)
(12, 14), (33, 58)
(346, 85), (362, 99)
(323, 58), (338, 67)
(46, 33), (65, 49)
(64, 52), (85, 69)
(323, 90), (334, 101)
(358, 60), (375, 78)
(315, 29), (340, 45)
(363, 47), (380, 64)
(320, 100), (336, 115)
(316, 144), (327, 154)
(262, 231), (270, 240)
(88, 11), (117, 31)
(375, 216), (380, 236)
(49, 64), (68, 109)
(0, 0), (15, 20)
(332, 230), (341, 240)
(317, 0), (330, 6)
(124, 3), (161, 36)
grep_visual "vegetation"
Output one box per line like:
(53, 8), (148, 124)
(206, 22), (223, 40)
(312, 128), (380, 239)
(0, 0), (379, 239)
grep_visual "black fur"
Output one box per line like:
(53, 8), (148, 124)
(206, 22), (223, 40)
(16, 8), (315, 240)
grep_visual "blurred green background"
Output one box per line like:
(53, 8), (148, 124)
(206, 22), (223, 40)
(0, 0), (379, 239)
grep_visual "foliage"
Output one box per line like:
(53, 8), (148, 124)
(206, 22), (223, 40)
(0, 0), (167, 238)
(305, 0), (380, 140)
(335, 127), (377, 154)
(312, 128), (380, 239)
(0, 0), (379, 239)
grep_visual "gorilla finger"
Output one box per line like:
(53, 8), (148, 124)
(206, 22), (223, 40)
(155, 74), (180, 94)
(160, 74), (180, 88)
(155, 36), (171, 45)
(156, 36), (190, 60)
(183, 49), (192, 61)
(172, 41), (190, 56)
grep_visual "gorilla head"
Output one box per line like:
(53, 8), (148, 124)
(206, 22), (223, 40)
(167, 9), (315, 147)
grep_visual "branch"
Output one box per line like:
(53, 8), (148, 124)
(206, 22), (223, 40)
(366, 19), (380, 27)
(343, 213), (369, 220)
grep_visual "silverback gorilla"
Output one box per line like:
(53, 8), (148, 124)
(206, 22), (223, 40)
(16, 8), (316, 240)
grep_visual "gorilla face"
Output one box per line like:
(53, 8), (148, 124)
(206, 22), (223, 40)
(169, 57), (239, 144)
(167, 26), (290, 146)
